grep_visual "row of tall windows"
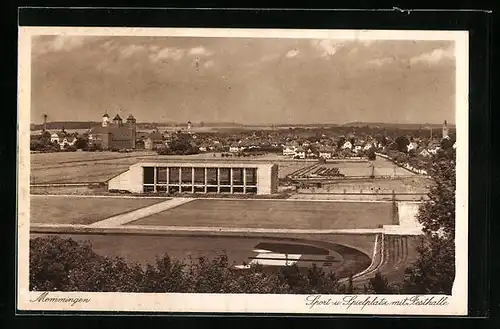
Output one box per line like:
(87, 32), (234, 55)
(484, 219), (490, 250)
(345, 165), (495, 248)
(143, 166), (258, 194)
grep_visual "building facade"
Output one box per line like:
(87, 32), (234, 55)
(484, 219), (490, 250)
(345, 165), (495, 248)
(88, 113), (137, 150)
(108, 160), (279, 195)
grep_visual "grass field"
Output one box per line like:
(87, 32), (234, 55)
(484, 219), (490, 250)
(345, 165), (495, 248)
(30, 151), (156, 166)
(30, 151), (156, 184)
(31, 196), (165, 225)
(129, 199), (394, 229)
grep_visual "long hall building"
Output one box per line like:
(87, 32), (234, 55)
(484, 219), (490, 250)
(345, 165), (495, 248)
(108, 160), (279, 195)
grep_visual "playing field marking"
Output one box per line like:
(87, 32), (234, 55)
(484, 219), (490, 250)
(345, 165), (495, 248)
(88, 198), (193, 228)
(249, 253), (302, 266)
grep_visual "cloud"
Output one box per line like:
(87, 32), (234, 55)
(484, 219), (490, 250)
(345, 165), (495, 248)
(367, 57), (394, 67)
(188, 46), (212, 56)
(203, 60), (215, 68)
(409, 46), (454, 65)
(358, 39), (375, 47)
(260, 54), (280, 62)
(119, 44), (147, 58)
(149, 47), (185, 62)
(311, 40), (344, 57)
(101, 40), (117, 52)
(33, 36), (87, 55)
(285, 49), (299, 58)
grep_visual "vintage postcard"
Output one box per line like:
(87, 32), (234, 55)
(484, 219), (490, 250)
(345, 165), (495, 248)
(17, 26), (468, 315)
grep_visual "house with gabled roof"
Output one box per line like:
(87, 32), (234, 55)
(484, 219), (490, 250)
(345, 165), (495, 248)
(145, 131), (164, 150)
(419, 149), (431, 157)
(294, 146), (306, 159)
(341, 140), (353, 150)
(318, 146), (333, 159)
(426, 140), (441, 154)
(282, 144), (297, 156)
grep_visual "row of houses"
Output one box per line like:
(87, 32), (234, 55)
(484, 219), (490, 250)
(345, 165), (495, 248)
(282, 140), (382, 159)
(282, 137), (456, 160)
(48, 131), (78, 149)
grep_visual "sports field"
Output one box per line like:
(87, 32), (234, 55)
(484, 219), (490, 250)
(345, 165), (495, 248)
(128, 199), (395, 229)
(31, 196), (165, 225)
(30, 233), (374, 278)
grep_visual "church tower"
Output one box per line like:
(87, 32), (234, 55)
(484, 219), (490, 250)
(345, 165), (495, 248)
(113, 114), (123, 127)
(102, 112), (110, 127)
(442, 120), (449, 139)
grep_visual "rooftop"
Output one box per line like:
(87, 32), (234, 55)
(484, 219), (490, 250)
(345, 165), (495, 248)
(133, 157), (278, 167)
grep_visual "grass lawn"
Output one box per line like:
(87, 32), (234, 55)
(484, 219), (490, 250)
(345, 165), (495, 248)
(30, 196), (165, 225)
(129, 199), (394, 229)
(30, 151), (157, 184)
(30, 151), (156, 167)
(31, 164), (131, 184)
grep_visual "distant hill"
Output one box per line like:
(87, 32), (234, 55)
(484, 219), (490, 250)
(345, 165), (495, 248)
(342, 122), (456, 129)
(31, 121), (455, 131)
(30, 121), (98, 131)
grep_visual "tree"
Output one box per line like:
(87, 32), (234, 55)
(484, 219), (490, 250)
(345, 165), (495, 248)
(40, 130), (51, 143)
(278, 264), (309, 294)
(30, 236), (101, 291)
(367, 148), (376, 161)
(75, 136), (89, 150)
(403, 149), (456, 294)
(185, 254), (236, 293)
(337, 136), (346, 149)
(440, 137), (454, 150)
(367, 272), (393, 294)
(141, 254), (190, 293)
(394, 136), (410, 153)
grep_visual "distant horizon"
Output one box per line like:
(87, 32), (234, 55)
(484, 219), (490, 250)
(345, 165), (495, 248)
(30, 119), (455, 127)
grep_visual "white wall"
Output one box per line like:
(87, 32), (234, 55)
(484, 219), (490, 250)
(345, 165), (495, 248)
(107, 164), (143, 193)
(256, 164), (276, 195)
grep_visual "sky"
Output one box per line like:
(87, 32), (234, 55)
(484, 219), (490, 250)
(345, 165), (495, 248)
(30, 35), (456, 125)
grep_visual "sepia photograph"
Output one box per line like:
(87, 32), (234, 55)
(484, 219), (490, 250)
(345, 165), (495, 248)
(17, 27), (468, 314)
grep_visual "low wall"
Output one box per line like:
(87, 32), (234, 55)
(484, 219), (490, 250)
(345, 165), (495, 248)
(291, 193), (427, 202)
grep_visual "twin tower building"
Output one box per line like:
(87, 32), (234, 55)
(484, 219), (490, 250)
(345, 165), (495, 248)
(88, 112), (137, 150)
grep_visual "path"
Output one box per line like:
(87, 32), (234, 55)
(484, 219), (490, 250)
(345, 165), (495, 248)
(31, 223), (383, 235)
(88, 198), (193, 228)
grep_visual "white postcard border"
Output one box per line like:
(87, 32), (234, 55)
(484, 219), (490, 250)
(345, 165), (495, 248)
(17, 27), (469, 315)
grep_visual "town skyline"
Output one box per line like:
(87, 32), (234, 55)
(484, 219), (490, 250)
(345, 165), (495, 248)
(31, 35), (456, 125)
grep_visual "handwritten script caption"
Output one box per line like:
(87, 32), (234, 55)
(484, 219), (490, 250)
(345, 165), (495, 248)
(30, 292), (91, 307)
(305, 295), (449, 310)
